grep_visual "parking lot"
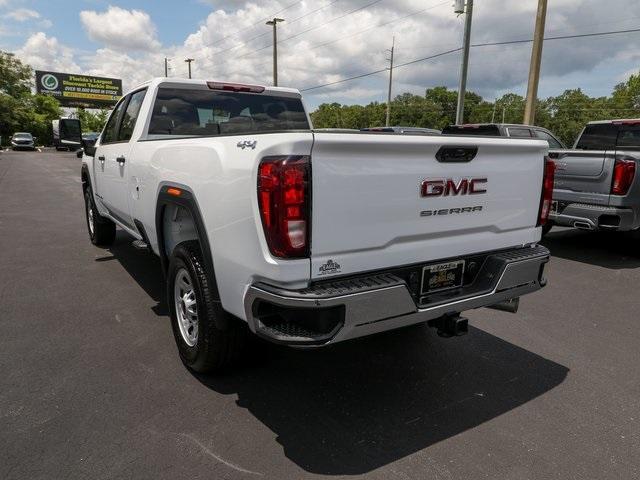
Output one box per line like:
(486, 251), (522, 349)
(1, 149), (639, 479)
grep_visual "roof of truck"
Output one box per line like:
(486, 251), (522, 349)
(129, 77), (301, 96)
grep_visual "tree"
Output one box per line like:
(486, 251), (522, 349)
(0, 50), (62, 145)
(75, 108), (110, 133)
(0, 51), (32, 98)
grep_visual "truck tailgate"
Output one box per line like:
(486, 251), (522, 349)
(309, 133), (546, 279)
(552, 150), (613, 204)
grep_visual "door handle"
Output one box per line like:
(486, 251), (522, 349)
(98, 155), (105, 162)
(116, 156), (126, 166)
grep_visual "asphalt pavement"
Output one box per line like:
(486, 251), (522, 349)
(1, 150), (639, 479)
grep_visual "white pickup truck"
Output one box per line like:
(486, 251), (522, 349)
(81, 78), (553, 373)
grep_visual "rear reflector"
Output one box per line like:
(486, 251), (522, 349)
(207, 81), (265, 93)
(611, 158), (636, 195)
(258, 156), (311, 258)
(538, 157), (555, 226)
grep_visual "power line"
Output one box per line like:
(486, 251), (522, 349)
(212, 0), (342, 57)
(471, 27), (640, 48)
(207, 0), (302, 48)
(300, 27), (640, 92)
(301, 47), (462, 91)
(218, 0), (386, 65)
(308, 0), (449, 52)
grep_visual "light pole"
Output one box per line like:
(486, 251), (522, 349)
(266, 17), (284, 86)
(523, 0), (548, 125)
(184, 58), (194, 79)
(455, 0), (473, 125)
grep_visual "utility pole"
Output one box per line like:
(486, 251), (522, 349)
(184, 58), (194, 79)
(523, 0), (547, 125)
(164, 57), (168, 77)
(266, 17), (285, 86)
(385, 37), (395, 127)
(455, 0), (473, 125)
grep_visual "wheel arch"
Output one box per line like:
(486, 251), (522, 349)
(155, 185), (222, 301)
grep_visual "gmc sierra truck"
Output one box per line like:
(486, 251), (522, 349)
(81, 78), (553, 373)
(548, 119), (640, 232)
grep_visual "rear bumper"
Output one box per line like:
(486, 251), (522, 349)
(244, 245), (550, 346)
(549, 203), (636, 231)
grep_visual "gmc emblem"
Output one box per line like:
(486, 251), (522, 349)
(421, 178), (487, 197)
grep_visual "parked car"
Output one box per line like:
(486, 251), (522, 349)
(81, 78), (552, 373)
(547, 119), (640, 233)
(361, 126), (441, 135)
(441, 123), (566, 149)
(10, 132), (37, 151)
(76, 132), (100, 158)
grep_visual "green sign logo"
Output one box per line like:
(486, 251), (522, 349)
(41, 74), (59, 90)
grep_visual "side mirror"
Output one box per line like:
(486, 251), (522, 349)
(82, 138), (97, 157)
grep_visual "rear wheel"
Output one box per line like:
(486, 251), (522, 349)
(83, 188), (115, 246)
(167, 241), (247, 373)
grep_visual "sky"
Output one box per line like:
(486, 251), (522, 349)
(1, 0), (640, 109)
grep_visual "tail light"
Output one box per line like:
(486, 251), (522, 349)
(538, 157), (555, 226)
(258, 155), (311, 258)
(611, 158), (636, 195)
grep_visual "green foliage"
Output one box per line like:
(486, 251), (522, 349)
(0, 50), (62, 145)
(75, 108), (110, 133)
(0, 51), (32, 98)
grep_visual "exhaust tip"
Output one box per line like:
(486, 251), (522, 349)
(573, 221), (593, 230)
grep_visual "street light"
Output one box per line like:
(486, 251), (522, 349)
(266, 17), (285, 86)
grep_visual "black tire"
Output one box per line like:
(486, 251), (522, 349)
(167, 241), (247, 373)
(541, 223), (553, 236)
(83, 187), (116, 246)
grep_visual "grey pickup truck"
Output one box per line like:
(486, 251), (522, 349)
(548, 120), (640, 233)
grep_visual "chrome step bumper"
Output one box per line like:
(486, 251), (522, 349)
(244, 245), (550, 346)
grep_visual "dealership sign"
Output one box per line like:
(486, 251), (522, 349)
(35, 70), (122, 108)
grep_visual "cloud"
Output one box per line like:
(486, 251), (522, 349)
(16, 32), (80, 73)
(10, 0), (640, 106)
(6, 8), (40, 21)
(79, 6), (160, 52)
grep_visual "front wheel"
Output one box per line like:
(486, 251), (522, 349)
(83, 188), (115, 246)
(167, 241), (247, 373)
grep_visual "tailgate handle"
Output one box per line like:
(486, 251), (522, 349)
(436, 146), (478, 163)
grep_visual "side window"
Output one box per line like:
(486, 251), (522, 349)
(535, 130), (564, 149)
(118, 89), (147, 141)
(508, 127), (534, 138)
(575, 124), (618, 150)
(617, 126), (640, 149)
(101, 99), (127, 144)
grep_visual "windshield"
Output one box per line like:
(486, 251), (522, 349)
(14, 133), (32, 139)
(148, 87), (310, 137)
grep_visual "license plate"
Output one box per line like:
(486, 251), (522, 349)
(550, 200), (559, 214)
(421, 260), (465, 294)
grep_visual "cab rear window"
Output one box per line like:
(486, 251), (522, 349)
(148, 87), (310, 137)
(575, 124), (618, 150)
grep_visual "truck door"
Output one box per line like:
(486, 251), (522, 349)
(94, 89), (147, 230)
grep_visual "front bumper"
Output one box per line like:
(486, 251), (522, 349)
(244, 245), (550, 346)
(549, 203), (636, 231)
(11, 142), (35, 150)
